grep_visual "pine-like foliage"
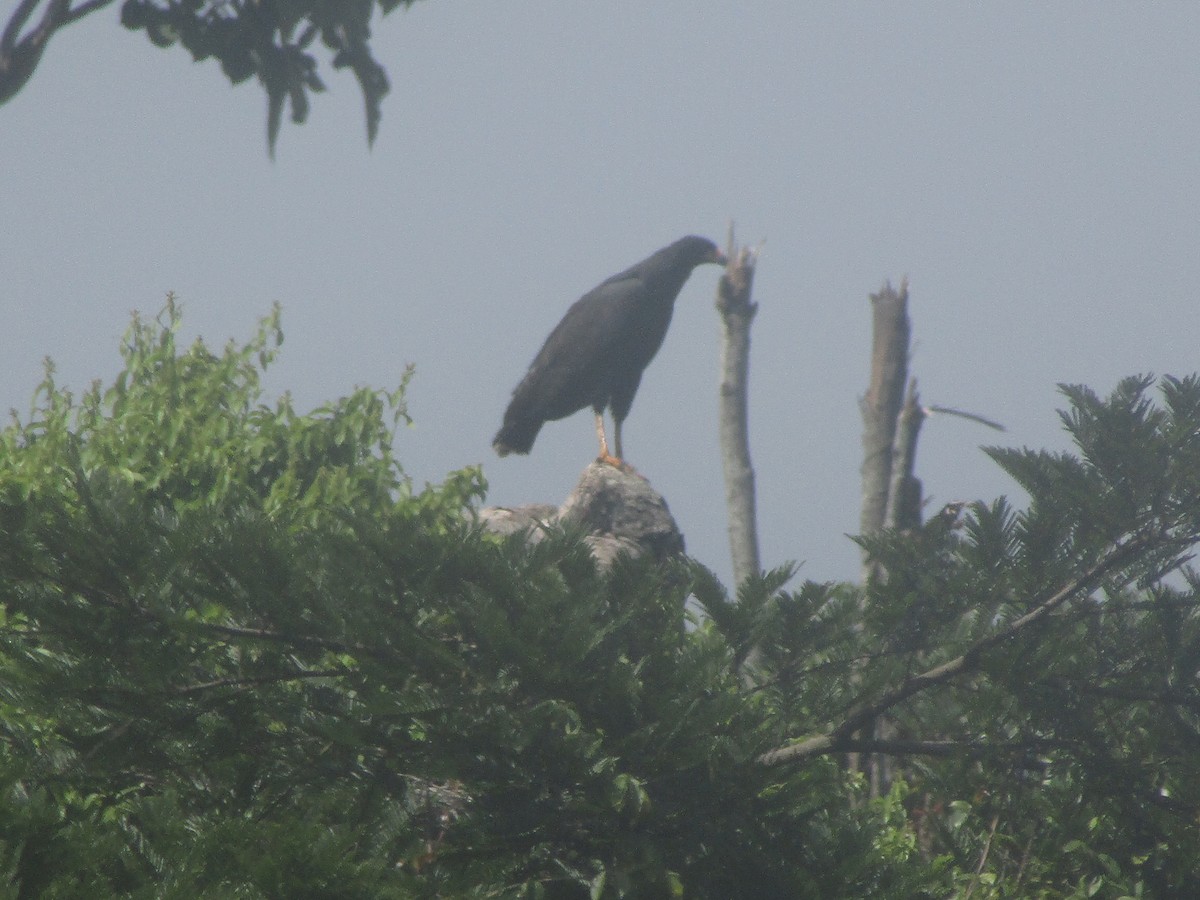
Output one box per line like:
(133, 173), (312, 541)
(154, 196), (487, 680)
(0, 300), (924, 898)
(822, 374), (1200, 897)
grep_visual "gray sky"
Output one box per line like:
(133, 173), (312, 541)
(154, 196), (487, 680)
(4, 2), (1198, 587)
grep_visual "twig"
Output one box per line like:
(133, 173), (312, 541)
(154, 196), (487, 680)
(830, 736), (1074, 759)
(198, 621), (372, 658)
(962, 813), (1001, 900)
(173, 667), (353, 695)
(1013, 834), (1034, 893)
(925, 404), (1006, 432)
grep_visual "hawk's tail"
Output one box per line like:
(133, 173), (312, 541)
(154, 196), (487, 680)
(492, 416), (542, 456)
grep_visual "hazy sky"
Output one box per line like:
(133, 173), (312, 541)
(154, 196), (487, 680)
(4, 3), (1198, 587)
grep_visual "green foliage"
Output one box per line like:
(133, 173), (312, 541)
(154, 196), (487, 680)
(0, 300), (923, 898)
(5, 303), (1200, 896)
(833, 375), (1200, 897)
(118, 0), (424, 154)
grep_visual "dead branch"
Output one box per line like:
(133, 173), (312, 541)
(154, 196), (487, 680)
(715, 222), (762, 585)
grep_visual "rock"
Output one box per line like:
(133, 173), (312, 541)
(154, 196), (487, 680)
(477, 503), (558, 541)
(480, 462), (685, 569)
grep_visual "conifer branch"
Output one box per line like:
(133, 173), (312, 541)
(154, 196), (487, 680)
(832, 737), (1074, 758)
(173, 667), (353, 695)
(198, 622), (374, 658)
(759, 529), (1158, 766)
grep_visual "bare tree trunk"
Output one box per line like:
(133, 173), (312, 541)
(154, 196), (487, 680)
(885, 379), (927, 532)
(855, 279), (915, 798)
(859, 280), (911, 583)
(851, 283), (1000, 800)
(715, 228), (760, 586)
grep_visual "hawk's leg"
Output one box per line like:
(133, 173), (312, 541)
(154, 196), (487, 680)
(595, 412), (625, 469)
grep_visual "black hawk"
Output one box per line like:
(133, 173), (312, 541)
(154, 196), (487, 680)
(493, 235), (727, 466)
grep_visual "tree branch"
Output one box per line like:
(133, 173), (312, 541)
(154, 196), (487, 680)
(962, 814), (1001, 900)
(197, 621), (373, 659)
(61, 0), (110, 25)
(832, 736), (1074, 759)
(715, 223), (761, 586)
(173, 667), (353, 695)
(1, 0), (42, 55)
(1, 0), (114, 106)
(1054, 679), (1200, 712)
(883, 378), (926, 531)
(758, 530), (1155, 766)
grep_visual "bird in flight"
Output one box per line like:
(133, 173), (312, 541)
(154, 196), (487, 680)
(493, 235), (727, 468)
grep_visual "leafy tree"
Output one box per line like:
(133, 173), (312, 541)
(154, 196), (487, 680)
(3, 298), (1200, 896)
(746, 373), (1200, 896)
(0, 299), (926, 897)
(0, 0), (423, 153)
